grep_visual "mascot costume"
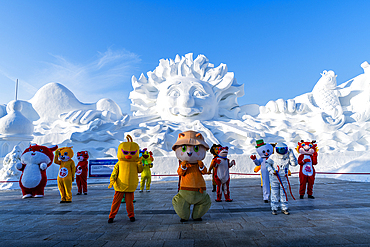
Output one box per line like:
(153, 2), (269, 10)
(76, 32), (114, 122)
(139, 148), (154, 192)
(16, 144), (58, 198)
(209, 146), (235, 202)
(265, 143), (297, 215)
(209, 144), (221, 192)
(108, 135), (143, 223)
(76, 151), (89, 195)
(54, 147), (76, 203)
(296, 140), (318, 199)
(250, 139), (274, 203)
(172, 130), (211, 222)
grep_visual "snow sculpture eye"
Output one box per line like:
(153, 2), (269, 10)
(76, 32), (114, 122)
(193, 146), (199, 152)
(169, 90), (180, 97)
(181, 145), (187, 152)
(193, 89), (206, 98)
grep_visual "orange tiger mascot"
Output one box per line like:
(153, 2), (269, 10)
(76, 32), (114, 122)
(296, 140), (318, 199)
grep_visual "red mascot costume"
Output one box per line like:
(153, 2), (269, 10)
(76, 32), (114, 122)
(76, 151), (89, 195)
(296, 140), (318, 199)
(209, 146), (235, 202)
(16, 144), (58, 198)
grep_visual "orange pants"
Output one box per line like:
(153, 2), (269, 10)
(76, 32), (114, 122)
(109, 191), (134, 219)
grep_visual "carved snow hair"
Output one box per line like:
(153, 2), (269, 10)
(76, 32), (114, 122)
(129, 53), (244, 119)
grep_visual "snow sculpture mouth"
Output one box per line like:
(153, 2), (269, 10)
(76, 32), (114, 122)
(170, 107), (202, 117)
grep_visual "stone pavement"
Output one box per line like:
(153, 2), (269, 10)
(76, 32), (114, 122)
(0, 177), (370, 247)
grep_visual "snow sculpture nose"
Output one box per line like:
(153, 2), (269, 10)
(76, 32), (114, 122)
(178, 94), (194, 108)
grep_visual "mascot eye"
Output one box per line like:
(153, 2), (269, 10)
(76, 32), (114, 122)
(309, 144), (313, 147)
(262, 150), (266, 154)
(267, 149), (270, 153)
(181, 145), (187, 152)
(130, 151), (137, 155)
(64, 152), (68, 155)
(302, 144), (305, 147)
(194, 146), (199, 152)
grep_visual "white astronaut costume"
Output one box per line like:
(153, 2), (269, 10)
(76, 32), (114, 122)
(265, 143), (297, 214)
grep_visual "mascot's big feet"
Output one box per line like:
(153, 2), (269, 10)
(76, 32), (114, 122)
(215, 193), (222, 202)
(225, 194), (233, 202)
(34, 195), (44, 198)
(22, 194), (32, 199)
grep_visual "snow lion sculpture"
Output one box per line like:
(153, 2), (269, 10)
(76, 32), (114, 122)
(129, 53), (244, 122)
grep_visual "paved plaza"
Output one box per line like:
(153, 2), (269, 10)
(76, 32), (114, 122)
(0, 177), (369, 247)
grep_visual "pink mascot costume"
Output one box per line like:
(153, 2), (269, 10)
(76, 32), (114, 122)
(16, 144), (58, 198)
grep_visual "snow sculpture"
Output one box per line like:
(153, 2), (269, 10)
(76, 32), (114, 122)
(0, 145), (22, 189)
(260, 98), (306, 114)
(129, 53), (244, 121)
(311, 70), (343, 118)
(29, 82), (125, 125)
(0, 100), (34, 138)
(0, 100), (33, 158)
(0, 146), (22, 177)
(341, 61), (370, 122)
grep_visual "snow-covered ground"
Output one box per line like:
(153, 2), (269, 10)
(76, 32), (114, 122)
(1, 53), (370, 190)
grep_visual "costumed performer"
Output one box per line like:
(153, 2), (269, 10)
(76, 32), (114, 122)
(108, 135), (143, 223)
(172, 130), (212, 222)
(265, 143), (297, 215)
(76, 151), (89, 195)
(296, 140), (318, 199)
(209, 144), (222, 192)
(250, 139), (274, 203)
(54, 146), (76, 203)
(16, 144), (58, 198)
(209, 146), (235, 202)
(139, 148), (154, 192)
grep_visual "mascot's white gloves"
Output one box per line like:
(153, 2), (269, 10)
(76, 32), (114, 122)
(40, 163), (47, 170)
(15, 162), (23, 170)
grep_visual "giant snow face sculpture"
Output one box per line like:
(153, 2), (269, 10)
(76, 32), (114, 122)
(156, 76), (217, 121)
(129, 53), (244, 122)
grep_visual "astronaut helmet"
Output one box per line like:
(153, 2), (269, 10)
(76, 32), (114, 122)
(275, 143), (288, 155)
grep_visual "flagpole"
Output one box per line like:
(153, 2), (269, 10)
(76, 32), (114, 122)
(15, 79), (18, 100)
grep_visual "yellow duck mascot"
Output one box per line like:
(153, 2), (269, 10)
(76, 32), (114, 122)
(172, 130), (212, 222)
(108, 135), (143, 223)
(139, 148), (154, 192)
(54, 147), (76, 203)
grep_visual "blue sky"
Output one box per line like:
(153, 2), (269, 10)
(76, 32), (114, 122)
(1, 0), (369, 114)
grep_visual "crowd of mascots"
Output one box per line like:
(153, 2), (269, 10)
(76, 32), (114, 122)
(14, 130), (318, 223)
